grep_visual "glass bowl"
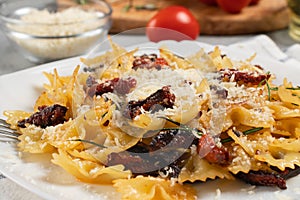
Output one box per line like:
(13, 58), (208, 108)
(0, 0), (112, 63)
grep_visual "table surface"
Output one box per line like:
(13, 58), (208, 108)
(0, 29), (298, 76)
(0, 28), (299, 200)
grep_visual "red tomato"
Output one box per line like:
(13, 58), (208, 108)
(217, 0), (251, 13)
(249, 0), (260, 5)
(146, 6), (200, 42)
(199, 0), (218, 6)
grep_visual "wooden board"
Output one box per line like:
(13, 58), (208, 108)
(109, 0), (289, 35)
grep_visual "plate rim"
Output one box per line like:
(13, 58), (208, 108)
(1, 39), (300, 200)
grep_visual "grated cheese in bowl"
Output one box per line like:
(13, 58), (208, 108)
(0, 0), (112, 63)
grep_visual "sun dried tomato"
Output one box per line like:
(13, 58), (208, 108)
(124, 86), (175, 119)
(132, 54), (168, 70)
(87, 77), (137, 97)
(17, 104), (68, 128)
(198, 134), (230, 166)
(220, 69), (271, 86)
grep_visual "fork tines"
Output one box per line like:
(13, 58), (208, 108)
(0, 118), (11, 128)
(0, 119), (20, 140)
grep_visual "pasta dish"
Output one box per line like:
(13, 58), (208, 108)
(4, 40), (300, 200)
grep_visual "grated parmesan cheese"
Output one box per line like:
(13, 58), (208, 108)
(8, 7), (108, 61)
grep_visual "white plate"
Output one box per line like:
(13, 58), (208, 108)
(1, 40), (300, 200)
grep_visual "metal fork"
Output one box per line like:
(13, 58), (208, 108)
(0, 119), (20, 141)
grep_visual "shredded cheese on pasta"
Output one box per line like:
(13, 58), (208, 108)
(4, 40), (300, 199)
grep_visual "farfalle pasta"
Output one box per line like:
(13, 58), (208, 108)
(4, 40), (300, 199)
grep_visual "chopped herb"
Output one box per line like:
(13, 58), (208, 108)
(221, 127), (263, 143)
(258, 79), (272, 101)
(292, 103), (299, 106)
(258, 79), (266, 87)
(160, 127), (191, 131)
(158, 116), (182, 127)
(135, 4), (157, 11)
(157, 116), (203, 137)
(270, 87), (278, 91)
(220, 137), (232, 144)
(69, 139), (107, 148)
(101, 112), (108, 118)
(266, 82), (271, 101)
(232, 129), (241, 137)
(158, 116), (194, 131)
(266, 86), (300, 91)
(290, 92), (300, 99)
(243, 127), (264, 135)
(286, 86), (300, 90)
(123, 0), (133, 12)
(122, 4), (132, 12)
(76, 0), (87, 5)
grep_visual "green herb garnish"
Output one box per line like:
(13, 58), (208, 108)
(135, 4), (157, 11)
(101, 111), (108, 118)
(265, 81), (272, 101)
(76, 0), (87, 5)
(123, 0), (133, 12)
(286, 86), (300, 90)
(258, 79), (273, 101)
(122, 4), (132, 12)
(221, 127), (263, 143)
(263, 86), (300, 91)
(69, 139), (107, 148)
(243, 127), (264, 135)
(270, 87), (278, 91)
(157, 116), (203, 137)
